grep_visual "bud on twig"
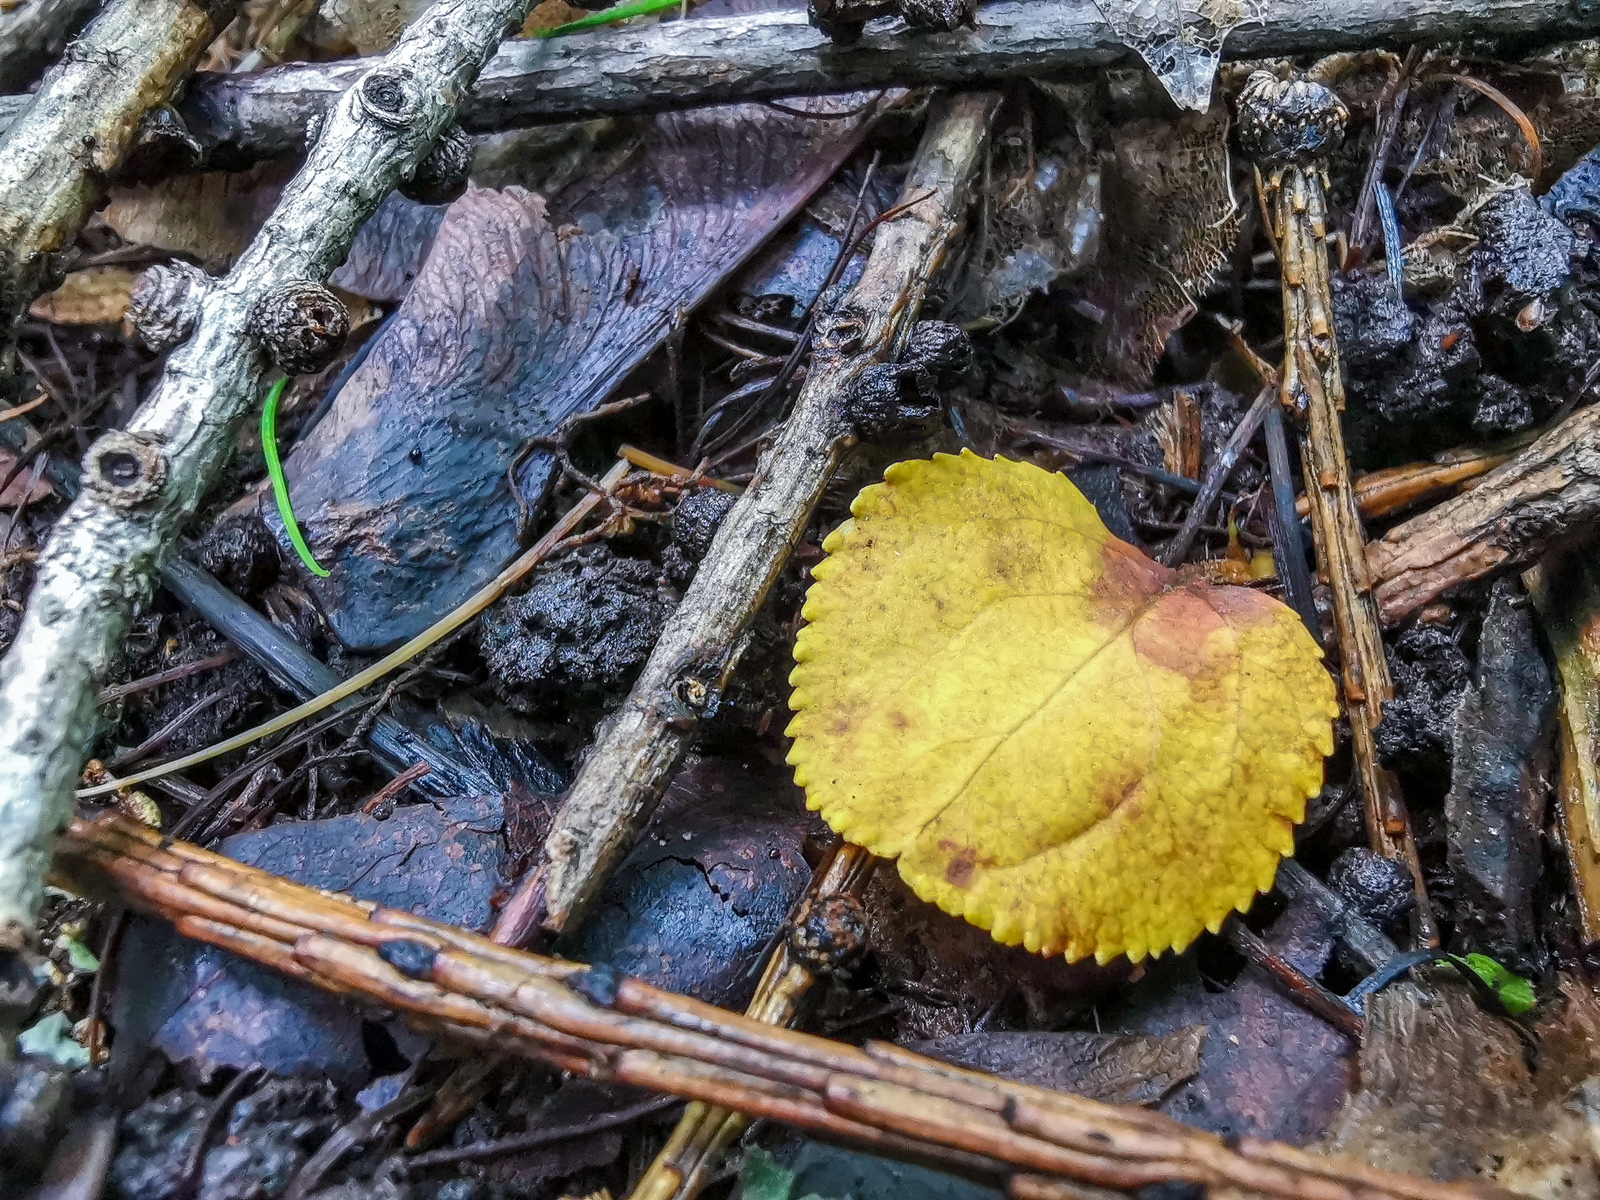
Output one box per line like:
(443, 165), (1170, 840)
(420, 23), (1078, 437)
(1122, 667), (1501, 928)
(83, 431), (168, 508)
(127, 260), (211, 352)
(247, 281), (350, 375)
(402, 123), (472, 205)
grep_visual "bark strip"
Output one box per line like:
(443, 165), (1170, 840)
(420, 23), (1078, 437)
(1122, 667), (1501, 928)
(0, 0), (537, 949)
(1, 0), (1592, 166)
(1529, 549), (1600, 942)
(1367, 404), (1600, 627)
(492, 92), (999, 946)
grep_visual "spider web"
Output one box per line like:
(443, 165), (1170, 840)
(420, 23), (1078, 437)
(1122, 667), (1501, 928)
(1093, 0), (1265, 111)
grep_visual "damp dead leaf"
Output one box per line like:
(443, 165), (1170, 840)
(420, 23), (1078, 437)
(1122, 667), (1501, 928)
(28, 267), (136, 326)
(786, 451), (1335, 964)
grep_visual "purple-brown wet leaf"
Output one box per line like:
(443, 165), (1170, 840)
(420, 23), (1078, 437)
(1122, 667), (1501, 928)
(277, 100), (886, 649)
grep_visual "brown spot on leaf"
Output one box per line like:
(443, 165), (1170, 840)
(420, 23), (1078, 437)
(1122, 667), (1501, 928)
(889, 711), (909, 730)
(944, 845), (979, 888)
(1131, 589), (1224, 679)
(1196, 580), (1280, 627)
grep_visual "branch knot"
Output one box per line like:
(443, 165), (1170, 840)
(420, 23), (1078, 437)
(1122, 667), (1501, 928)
(247, 281), (350, 375)
(128, 261), (211, 352)
(402, 124), (472, 205)
(84, 431), (168, 507)
(1237, 71), (1348, 169)
(357, 68), (424, 130)
(786, 893), (868, 976)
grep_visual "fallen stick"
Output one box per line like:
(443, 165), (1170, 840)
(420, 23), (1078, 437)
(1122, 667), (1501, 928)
(1241, 71), (1435, 944)
(51, 811), (1517, 1200)
(0, 0), (98, 91)
(0, 0), (239, 390)
(0, 0), (1594, 165)
(1296, 449), (1509, 522)
(0, 0), (540, 948)
(493, 92), (999, 946)
(1366, 404), (1600, 626)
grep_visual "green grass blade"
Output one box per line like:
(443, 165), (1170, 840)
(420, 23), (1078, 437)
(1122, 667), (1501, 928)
(532, 0), (683, 38)
(260, 378), (331, 578)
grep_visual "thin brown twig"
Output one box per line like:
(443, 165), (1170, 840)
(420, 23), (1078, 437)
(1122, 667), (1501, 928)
(406, 1096), (679, 1169)
(359, 761), (431, 815)
(1222, 917), (1363, 1039)
(96, 650), (239, 707)
(108, 687), (239, 769)
(1431, 73), (1543, 181)
(1241, 72), (1436, 947)
(0, 390), (49, 423)
(51, 813), (1518, 1200)
(177, 1066), (264, 1200)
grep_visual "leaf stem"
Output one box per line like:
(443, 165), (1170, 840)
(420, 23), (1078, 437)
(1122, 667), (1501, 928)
(260, 378), (330, 578)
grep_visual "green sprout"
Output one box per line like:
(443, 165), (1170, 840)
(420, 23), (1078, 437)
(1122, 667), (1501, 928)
(532, 0), (684, 38)
(261, 378), (330, 578)
(1458, 953), (1535, 1016)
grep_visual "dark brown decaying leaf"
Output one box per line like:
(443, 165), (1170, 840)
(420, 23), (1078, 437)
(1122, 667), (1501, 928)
(1085, 109), (1237, 385)
(1318, 978), (1600, 1200)
(861, 870), (1128, 1043)
(113, 795), (507, 1088)
(1445, 579), (1556, 973)
(272, 99), (887, 649)
(101, 162), (295, 268)
(910, 1028), (1206, 1107)
(1126, 885), (1357, 1147)
(330, 191), (447, 303)
(564, 755), (821, 1010)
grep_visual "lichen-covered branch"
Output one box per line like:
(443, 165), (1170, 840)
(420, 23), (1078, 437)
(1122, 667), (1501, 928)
(53, 812), (1517, 1200)
(2, 0), (1594, 168)
(1367, 404), (1600, 626)
(0, 0), (98, 91)
(492, 92), (999, 946)
(0, 0), (237, 392)
(0, 0), (537, 949)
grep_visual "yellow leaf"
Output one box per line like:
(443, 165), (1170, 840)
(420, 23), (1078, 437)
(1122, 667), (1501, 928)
(786, 451), (1336, 964)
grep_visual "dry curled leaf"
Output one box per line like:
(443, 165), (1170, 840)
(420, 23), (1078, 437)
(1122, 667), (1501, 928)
(787, 451), (1335, 964)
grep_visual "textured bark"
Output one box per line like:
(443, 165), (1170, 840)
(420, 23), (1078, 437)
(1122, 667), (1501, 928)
(1, 0), (1593, 167)
(0, 0), (235, 391)
(0, 0), (538, 949)
(1367, 404), (1600, 626)
(0, 0), (98, 91)
(492, 92), (1000, 945)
